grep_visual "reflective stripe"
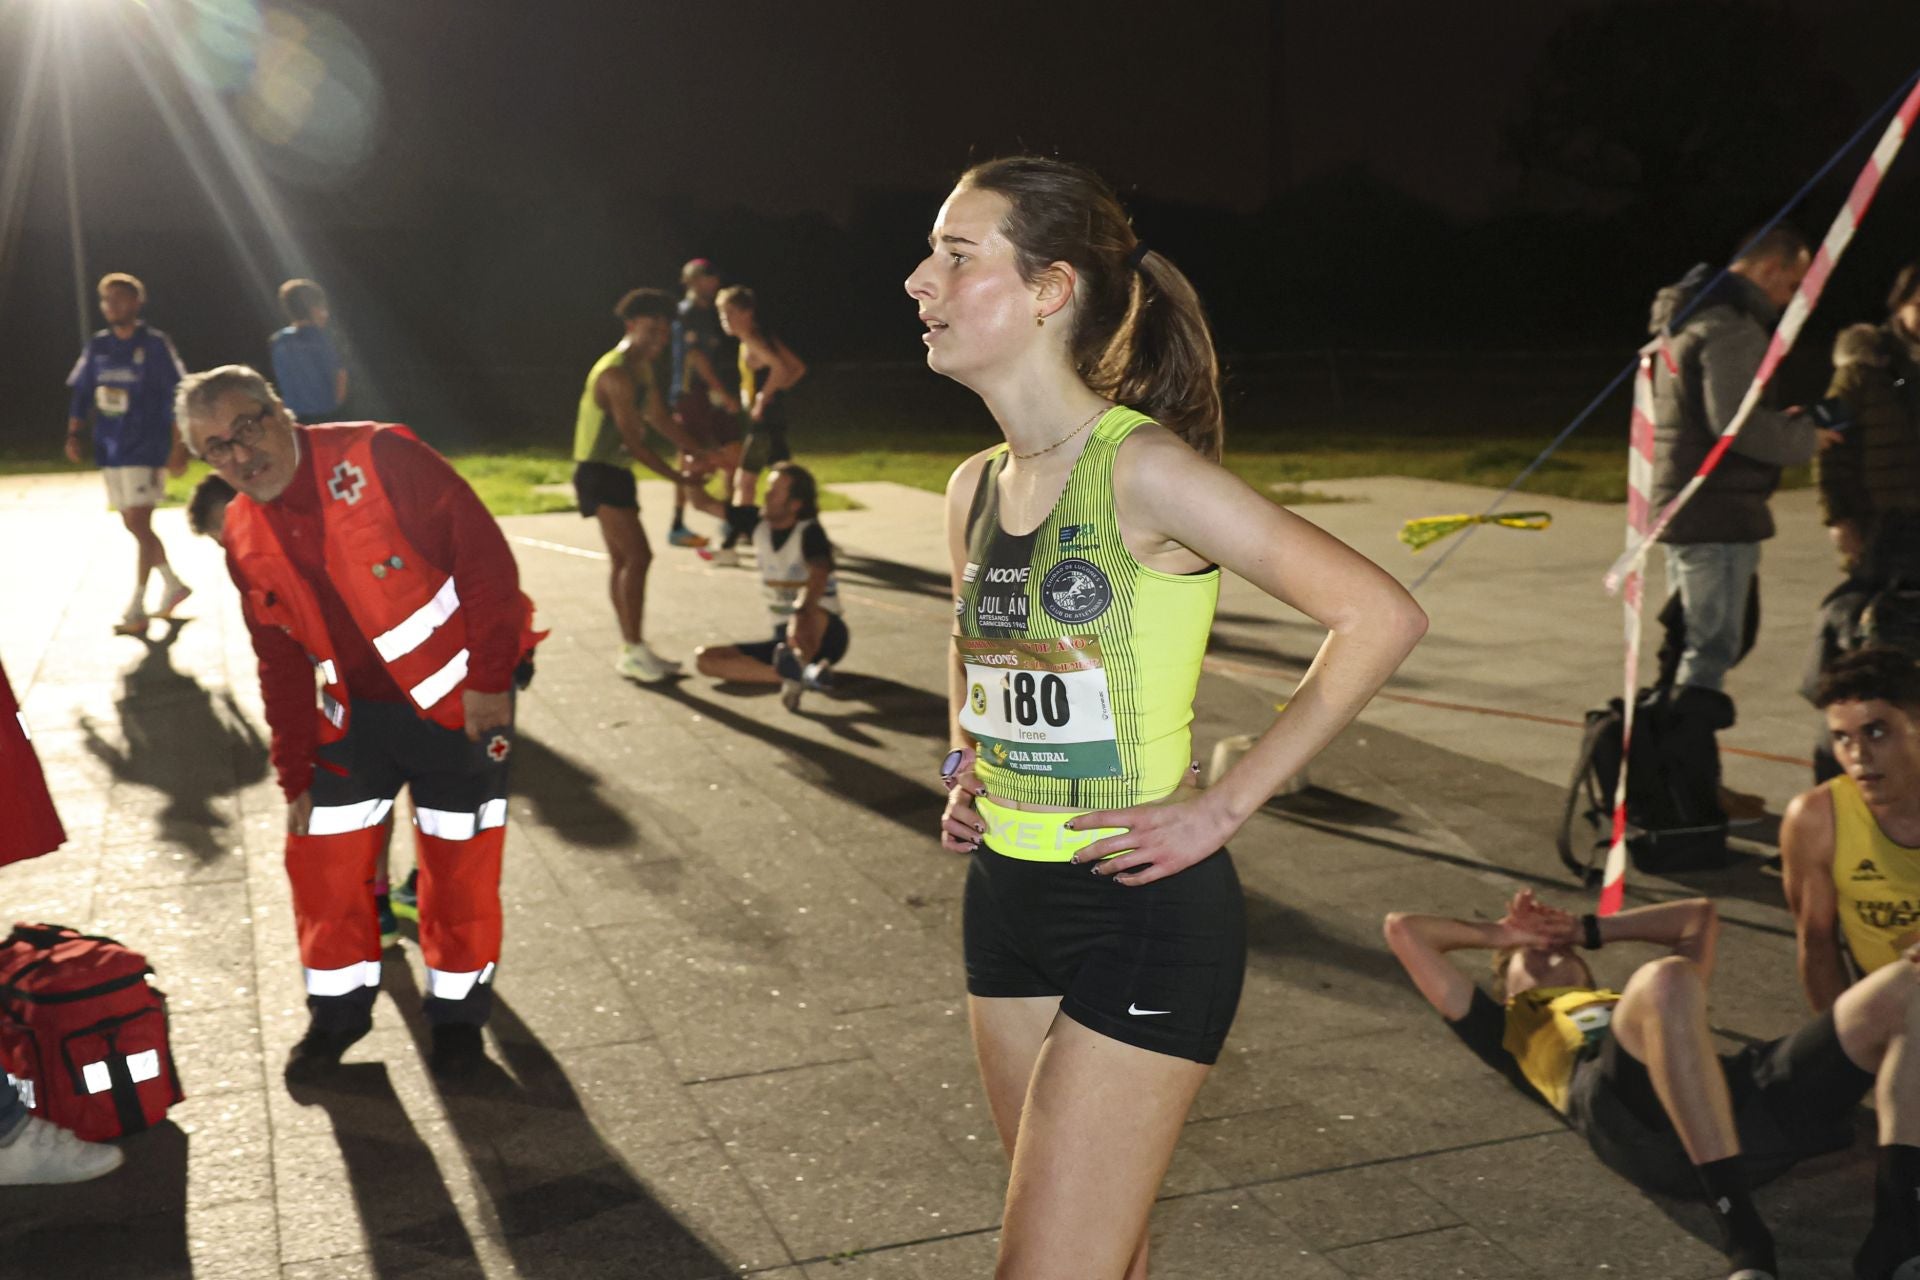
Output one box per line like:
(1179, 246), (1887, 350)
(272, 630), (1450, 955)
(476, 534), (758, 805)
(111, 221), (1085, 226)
(373, 577), (461, 662)
(81, 1061), (111, 1095)
(315, 658), (338, 685)
(321, 692), (346, 729)
(127, 1049), (160, 1085)
(16, 711), (32, 742)
(426, 961), (495, 1002)
(409, 648), (469, 710)
(304, 959), (382, 997)
(306, 797), (393, 835)
(414, 798), (507, 842)
(7, 1075), (34, 1109)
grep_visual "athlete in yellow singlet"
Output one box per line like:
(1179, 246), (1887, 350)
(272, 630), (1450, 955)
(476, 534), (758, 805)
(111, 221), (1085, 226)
(1784, 647), (1920, 1010)
(909, 157), (1427, 1280)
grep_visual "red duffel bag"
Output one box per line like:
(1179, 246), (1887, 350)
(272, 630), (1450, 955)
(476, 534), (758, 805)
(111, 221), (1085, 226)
(0, 924), (183, 1141)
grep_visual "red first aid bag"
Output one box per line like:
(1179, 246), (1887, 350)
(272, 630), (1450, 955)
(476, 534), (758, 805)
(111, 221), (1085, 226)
(0, 924), (183, 1140)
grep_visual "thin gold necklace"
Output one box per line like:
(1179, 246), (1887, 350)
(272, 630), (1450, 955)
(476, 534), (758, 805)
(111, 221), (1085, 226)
(1011, 405), (1108, 460)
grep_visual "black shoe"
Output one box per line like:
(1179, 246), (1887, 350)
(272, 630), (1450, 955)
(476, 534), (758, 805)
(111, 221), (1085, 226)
(284, 1019), (371, 1083)
(429, 1023), (489, 1080)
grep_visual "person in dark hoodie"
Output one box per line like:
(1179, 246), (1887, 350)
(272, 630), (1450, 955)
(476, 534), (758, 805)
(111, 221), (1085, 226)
(1647, 227), (1833, 817)
(1819, 260), (1920, 574)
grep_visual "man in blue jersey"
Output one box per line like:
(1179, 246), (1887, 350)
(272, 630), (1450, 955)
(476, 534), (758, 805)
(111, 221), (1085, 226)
(64, 273), (191, 636)
(269, 278), (348, 421)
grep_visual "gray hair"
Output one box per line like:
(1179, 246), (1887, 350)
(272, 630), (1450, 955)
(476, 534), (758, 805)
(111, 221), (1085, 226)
(174, 364), (285, 457)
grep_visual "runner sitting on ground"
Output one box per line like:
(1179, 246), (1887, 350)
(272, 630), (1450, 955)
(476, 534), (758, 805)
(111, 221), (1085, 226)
(686, 462), (845, 712)
(1386, 888), (1920, 1280)
(1782, 647), (1920, 1012)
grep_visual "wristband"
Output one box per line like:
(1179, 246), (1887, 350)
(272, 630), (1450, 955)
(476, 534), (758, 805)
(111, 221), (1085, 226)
(1580, 913), (1604, 951)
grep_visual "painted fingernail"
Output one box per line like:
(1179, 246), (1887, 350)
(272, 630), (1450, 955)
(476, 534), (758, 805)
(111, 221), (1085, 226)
(1063, 821), (1076, 831)
(1190, 761), (1200, 772)
(973, 823), (985, 834)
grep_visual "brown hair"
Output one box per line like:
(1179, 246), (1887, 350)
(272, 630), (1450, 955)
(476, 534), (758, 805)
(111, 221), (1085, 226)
(957, 156), (1223, 460)
(1888, 260), (1920, 316)
(97, 272), (145, 302)
(278, 278), (327, 323)
(1815, 646), (1920, 711)
(1732, 225), (1811, 267)
(615, 287), (674, 322)
(1489, 946), (1593, 1000)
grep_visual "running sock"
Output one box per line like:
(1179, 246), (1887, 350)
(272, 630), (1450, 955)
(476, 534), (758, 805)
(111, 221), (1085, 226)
(1695, 1157), (1775, 1276)
(1857, 1144), (1920, 1279)
(128, 568), (151, 616)
(722, 504), (758, 549)
(158, 563), (183, 592)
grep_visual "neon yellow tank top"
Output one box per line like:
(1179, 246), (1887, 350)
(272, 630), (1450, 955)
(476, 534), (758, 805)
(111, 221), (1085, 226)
(737, 344), (758, 406)
(573, 346), (654, 466)
(955, 407), (1219, 810)
(1828, 774), (1920, 973)
(1504, 986), (1622, 1112)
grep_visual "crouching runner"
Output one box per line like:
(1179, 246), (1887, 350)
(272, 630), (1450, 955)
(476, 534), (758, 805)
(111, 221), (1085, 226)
(1386, 890), (1920, 1280)
(178, 365), (543, 1082)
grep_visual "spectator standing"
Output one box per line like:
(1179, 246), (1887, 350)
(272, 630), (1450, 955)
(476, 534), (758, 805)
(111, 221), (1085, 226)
(269, 278), (349, 422)
(1819, 260), (1920, 572)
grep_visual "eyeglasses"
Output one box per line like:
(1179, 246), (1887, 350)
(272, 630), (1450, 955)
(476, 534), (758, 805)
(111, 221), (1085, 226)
(202, 407), (271, 467)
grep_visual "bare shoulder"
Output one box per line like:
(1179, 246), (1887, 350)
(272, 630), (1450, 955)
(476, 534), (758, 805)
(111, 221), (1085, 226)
(1781, 784), (1837, 859)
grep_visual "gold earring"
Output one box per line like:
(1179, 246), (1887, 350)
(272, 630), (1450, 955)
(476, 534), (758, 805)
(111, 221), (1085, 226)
(1036, 314), (1045, 327)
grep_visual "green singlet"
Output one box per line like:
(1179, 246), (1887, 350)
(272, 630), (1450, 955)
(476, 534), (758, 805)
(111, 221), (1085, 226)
(572, 345), (656, 466)
(956, 407), (1219, 810)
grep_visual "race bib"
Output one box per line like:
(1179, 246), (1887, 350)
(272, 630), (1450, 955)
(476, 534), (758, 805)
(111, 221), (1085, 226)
(95, 386), (130, 417)
(955, 634), (1120, 779)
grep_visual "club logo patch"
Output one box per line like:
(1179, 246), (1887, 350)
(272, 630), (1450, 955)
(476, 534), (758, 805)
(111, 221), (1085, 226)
(327, 460), (368, 505)
(486, 734), (511, 763)
(1039, 558), (1112, 624)
(970, 683), (987, 716)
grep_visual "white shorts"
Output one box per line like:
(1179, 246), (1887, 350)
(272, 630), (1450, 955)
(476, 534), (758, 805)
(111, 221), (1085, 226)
(102, 466), (165, 512)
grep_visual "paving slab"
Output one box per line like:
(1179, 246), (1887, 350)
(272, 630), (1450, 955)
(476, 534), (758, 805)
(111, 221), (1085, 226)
(0, 467), (1877, 1279)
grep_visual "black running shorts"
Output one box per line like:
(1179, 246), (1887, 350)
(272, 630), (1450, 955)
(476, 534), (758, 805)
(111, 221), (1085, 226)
(573, 460), (637, 516)
(963, 844), (1246, 1064)
(737, 616), (849, 667)
(1566, 1010), (1872, 1197)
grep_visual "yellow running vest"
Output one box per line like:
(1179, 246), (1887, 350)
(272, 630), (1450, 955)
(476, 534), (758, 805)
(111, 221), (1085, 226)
(1828, 774), (1920, 973)
(573, 346), (655, 466)
(955, 408), (1218, 810)
(1504, 987), (1622, 1113)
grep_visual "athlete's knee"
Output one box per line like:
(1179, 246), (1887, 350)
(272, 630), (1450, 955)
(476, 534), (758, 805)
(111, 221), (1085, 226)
(1627, 955), (1705, 1017)
(693, 645), (734, 676)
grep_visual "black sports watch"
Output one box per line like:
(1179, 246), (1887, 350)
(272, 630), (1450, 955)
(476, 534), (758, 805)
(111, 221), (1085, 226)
(1580, 913), (1604, 951)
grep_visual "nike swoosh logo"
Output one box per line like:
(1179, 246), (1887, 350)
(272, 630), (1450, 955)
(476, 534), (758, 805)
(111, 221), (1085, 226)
(1127, 1004), (1171, 1016)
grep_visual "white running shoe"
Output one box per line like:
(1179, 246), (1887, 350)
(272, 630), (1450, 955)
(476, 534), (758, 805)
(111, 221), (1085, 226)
(698, 547), (741, 567)
(801, 659), (835, 693)
(155, 582), (192, 618)
(615, 646), (675, 684)
(637, 642), (682, 674)
(0, 1116), (124, 1185)
(113, 610), (148, 637)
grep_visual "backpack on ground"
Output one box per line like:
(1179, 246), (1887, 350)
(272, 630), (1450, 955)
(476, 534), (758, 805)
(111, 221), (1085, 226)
(0, 923), (183, 1141)
(1558, 686), (1730, 883)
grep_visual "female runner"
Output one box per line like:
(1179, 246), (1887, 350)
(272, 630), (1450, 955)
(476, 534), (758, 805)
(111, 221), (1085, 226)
(911, 157), (1428, 1279)
(709, 286), (807, 563)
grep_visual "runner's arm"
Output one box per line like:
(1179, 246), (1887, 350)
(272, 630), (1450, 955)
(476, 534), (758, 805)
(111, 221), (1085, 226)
(1383, 912), (1530, 1021)
(597, 367), (692, 481)
(745, 336), (806, 419)
(1781, 787), (1849, 1012)
(684, 347), (737, 410)
(1109, 427), (1427, 834)
(937, 450), (997, 854)
(1589, 898), (1719, 979)
(638, 364), (707, 457)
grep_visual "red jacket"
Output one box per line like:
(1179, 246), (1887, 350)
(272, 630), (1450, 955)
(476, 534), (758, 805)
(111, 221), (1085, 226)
(0, 656), (65, 867)
(227, 424), (535, 800)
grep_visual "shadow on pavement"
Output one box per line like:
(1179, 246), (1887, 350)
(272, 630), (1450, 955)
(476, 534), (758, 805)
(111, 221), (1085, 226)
(1243, 886), (1409, 996)
(0, 1120), (190, 1279)
(283, 1061), (483, 1276)
(835, 553), (950, 602)
(78, 619), (268, 862)
(510, 732), (639, 850)
(386, 967), (736, 1279)
(651, 682), (939, 837)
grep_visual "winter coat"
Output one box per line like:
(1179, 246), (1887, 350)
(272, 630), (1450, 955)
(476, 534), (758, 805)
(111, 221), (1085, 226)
(1647, 268), (1820, 544)
(1817, 322), (1920, 530)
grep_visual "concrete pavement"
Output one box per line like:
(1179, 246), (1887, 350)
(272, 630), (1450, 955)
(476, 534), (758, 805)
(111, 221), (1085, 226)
(0, 466), (1865, 1278)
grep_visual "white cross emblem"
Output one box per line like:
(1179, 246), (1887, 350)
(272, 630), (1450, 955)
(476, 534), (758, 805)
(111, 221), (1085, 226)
(327, 460), (367, 505)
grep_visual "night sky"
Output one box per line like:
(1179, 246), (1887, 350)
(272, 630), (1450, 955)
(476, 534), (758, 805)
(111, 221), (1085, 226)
(2, 0), (1917, 440)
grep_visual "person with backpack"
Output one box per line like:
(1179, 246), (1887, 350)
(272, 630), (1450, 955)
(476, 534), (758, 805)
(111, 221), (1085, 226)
(1782, 649), (1920, 1013)
(0, 657), (124, 1184)
(1646, 228), (1835, 818)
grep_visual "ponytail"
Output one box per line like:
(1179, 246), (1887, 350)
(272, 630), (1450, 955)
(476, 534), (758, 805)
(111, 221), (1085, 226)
(960, 156), (1225, 461)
